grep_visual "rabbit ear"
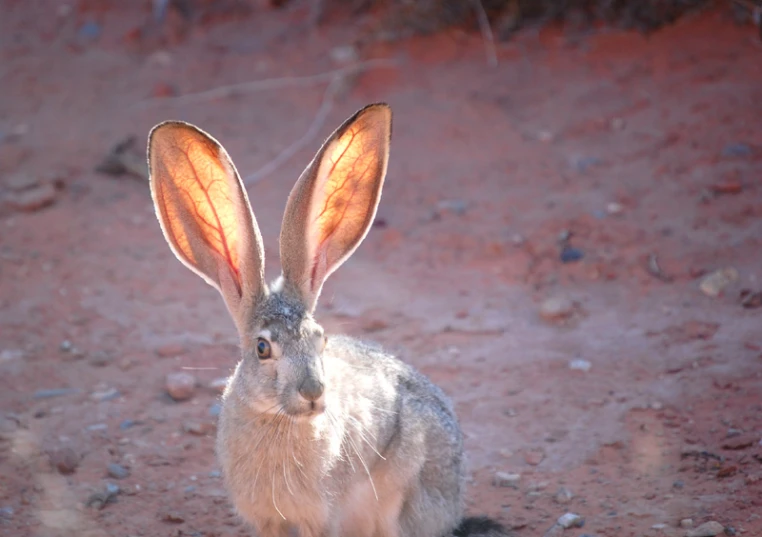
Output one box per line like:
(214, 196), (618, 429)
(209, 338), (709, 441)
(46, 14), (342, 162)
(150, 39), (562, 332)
(148, 121), (266, 335)
(279, 103), (392, 313)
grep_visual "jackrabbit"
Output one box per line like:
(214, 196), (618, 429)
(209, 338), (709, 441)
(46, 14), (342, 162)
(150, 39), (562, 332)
(147, 104), (507, 537)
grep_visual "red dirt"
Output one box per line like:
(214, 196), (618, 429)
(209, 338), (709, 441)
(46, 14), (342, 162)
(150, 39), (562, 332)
(1, 3), (761, 537)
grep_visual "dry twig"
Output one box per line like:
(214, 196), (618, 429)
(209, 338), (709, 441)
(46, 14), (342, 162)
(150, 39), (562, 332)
(244, 77), (341, 185)
(472, 0), (498, 67)
(134, 59), (397, 108)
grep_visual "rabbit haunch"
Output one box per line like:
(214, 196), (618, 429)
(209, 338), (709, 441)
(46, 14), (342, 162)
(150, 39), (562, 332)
(147, 104), (509, 537)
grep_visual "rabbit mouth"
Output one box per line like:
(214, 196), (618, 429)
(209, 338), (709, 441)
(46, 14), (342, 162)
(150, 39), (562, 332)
(287, 399), (326, 419)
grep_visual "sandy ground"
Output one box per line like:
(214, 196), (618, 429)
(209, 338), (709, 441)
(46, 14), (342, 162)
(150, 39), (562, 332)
(1, 3), (761, 537)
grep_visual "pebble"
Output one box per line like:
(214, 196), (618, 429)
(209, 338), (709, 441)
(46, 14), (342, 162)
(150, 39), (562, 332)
(182, 420), (215, 436)
(722, 142), (752, 157)
(568, 359), (592, 372)
(437, 199), (468, 215)
(492, 471), (521, 489)
(680, 519), (694, 528)
(165, 372), (197, 401)
(557, 512), (584, 529)
(539, 296), (575, 322)
(59, 340), (73, 352)
(119, 419), (137, 430)
(554, 486), (574, 504)
(0, 506), (13, 519)
(88, 350), (113, 367)
(78, 21), (101, 40)
(107, 463), (130, 479)
(49, 447), (80, 475)
(685, 521), (724, 537)
(5, 172), (39, 192)
(33, 388), (79, 399)
(673, 480), (685, 489)
(560, 246), (584, 263)
(606, 202), (623, 215)
(209, 403), (222, 417)
(0, 349), (24, 362)
(652, 523), (668, 530)
(91, 388), (120, 402)
(524, 449), (545, 466)
(209, 470), (222, 478)
(86, 483), (120, 510)
(699, 268), (738, 298)
(543, 524), (565, 537)
(329, 45), (359, 65)
(86, 423), (108, 432)
(5, 182), (58, 212)
(155, 343), (187, 358)
(162, 510), (185, 523)
(209, 377), (229, 394)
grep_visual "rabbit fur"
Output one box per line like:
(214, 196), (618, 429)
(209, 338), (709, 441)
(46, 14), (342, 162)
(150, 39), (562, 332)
(147, 103), (508, 537)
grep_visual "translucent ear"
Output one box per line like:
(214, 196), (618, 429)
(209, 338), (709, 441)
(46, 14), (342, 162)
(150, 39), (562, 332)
(148, 121), (266, 333)
(278, 104), (392, 312)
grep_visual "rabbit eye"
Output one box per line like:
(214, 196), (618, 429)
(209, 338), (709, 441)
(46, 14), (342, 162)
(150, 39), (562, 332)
(256, 338), (272, 359)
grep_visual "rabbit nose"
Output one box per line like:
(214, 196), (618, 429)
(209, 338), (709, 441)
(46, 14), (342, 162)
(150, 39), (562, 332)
(298, 377), (324, 401)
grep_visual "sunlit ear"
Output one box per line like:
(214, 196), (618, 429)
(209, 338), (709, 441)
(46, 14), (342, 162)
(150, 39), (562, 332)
(279, 103), (392, 312)
(148, 121), (266, 333)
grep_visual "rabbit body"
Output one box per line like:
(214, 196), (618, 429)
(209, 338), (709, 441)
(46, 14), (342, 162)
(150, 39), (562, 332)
(217, 289), (464, 537)
(147, 104), (507, 537)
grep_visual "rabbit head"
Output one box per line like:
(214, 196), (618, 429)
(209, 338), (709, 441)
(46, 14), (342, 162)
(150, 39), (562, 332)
(147, 104), (392, 419)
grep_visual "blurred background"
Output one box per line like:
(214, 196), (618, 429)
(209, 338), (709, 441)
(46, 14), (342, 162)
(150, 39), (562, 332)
(1, 1), (761, 536)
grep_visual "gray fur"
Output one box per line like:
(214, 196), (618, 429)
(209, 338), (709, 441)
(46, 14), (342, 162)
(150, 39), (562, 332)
(147, 104), (508, 537)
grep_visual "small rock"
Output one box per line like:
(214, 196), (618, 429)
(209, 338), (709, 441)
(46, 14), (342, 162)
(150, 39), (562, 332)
(86, 423), (108, 432)
(685, 521), (724, 537)
(569, 359), (592, 372)
(673, 480), (685, 489)
(88, 350), (113, 367)
(543, 524), (565, 537)
(0, 506), (13, 519)
(182, 420), (216, 436)
(606, 202), (623, 215)
(33, 388), (79, 399)
(5, 182), (58, 212)
(437, 199), (468, 215)
(91, 388), (120, 402)
(539, 296), (575, 322)
(59, 340), (73, 352)
(165, 372), (196, 401)
(524, 449), (545, 466)
(560, 246), (584, 263)
(155, 343), (186, 358)
(722, 142), (752, 157)
(5, 172), (39, 192)
(162, 510), (185, 523)
(570, 155), (601, 173)
(152, 82), (177, 98)
(209, 377), (229, 394)
(119, 419), (137, 430)
(209, 403), (222, 417)
(209, 470), (222, 478)
(652, 523), (668, 530)
(554, 486), (574, 504)
(78, 21), (101, 40)
(492, 471), (521, 489)
(557, 512), (584, 529)
(700, 268), (738, 298)
(107, 463), (130, 479)
(0, 349), (24, 362)
(49, 447), (80, 475)
(680, 519), (694, 529)
(709, 180), (743, 195)
(86, 483), (120, 510)
(329, 45), (359, 65)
